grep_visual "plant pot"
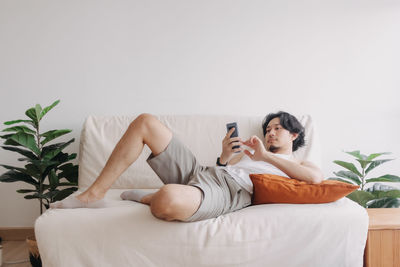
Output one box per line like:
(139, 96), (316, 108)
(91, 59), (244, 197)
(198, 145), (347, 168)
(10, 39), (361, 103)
(26, 236), (42, 267)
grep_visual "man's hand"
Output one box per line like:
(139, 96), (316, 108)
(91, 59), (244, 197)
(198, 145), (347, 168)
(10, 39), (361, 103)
(244, 136), (324, 184)
(219, 127), (242, 164)
(242, 135), (269, 161)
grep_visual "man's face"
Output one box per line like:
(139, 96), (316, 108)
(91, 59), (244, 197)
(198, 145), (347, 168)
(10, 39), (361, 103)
(264, 117), (298, 153)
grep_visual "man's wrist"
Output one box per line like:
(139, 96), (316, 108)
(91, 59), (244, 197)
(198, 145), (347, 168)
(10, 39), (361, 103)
(216, 157), (228, 166)
(220, 154), (229, 164)
(261, 151), (273, 163)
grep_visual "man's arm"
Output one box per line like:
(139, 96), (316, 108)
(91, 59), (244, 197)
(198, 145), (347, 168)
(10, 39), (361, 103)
(263, 154), (324, 184)
(242, 136), (324, 184)
(219, 149), (244, 166)
(227, 152), (244, 165)
(218, 127), (244, 166)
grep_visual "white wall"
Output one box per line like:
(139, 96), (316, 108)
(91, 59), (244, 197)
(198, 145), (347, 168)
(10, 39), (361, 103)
(1, 0), (399, 227)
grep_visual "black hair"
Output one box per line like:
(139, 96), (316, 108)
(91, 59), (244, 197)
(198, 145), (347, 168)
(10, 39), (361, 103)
(262, 111), (305, 152)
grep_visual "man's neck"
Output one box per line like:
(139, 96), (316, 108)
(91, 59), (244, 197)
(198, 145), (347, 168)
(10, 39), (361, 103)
(273, 151), (292, 156)
(270, 147), (292, 155)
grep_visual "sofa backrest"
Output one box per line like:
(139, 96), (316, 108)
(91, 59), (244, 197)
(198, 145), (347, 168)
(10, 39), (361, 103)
(78, 114), (321, 189)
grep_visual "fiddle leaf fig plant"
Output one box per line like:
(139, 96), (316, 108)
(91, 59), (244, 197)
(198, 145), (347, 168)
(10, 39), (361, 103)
(329, 151), (400, 208)
(0, 100), (78, 214)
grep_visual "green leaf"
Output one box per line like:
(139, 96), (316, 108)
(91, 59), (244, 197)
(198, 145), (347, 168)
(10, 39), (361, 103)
(9, 132), (40, 155)
(52, 187), (78, 202)
(24, 164), (42, 179)
(68, 153), (77, 161)
(4, 119), (33, 126)
(25, 108), (39, 126)
(346, 190), (375, 208)
(0, 170), (38, 186)
(2, 125), (36, 134)
(356, 159), (372, 169)
(4, 138), (22, 147)
(345, 150), (366, 160)
(48, 169), (59, 190)
(17, 189), (37, 193)
(366, 152), (391, 161)
(333, 160), (363, 177)
(366, 183), (396, 192)
(41, 138), (75, 161)
(35, 104), (42, 122)
(42, 190), (60, 199)
(0, 164), (40, 179)
(57, 182), (78, 186)
(370, 189), (400, 199)
(41, 184), (50, 191)
(0, 164), (28, 173)
(366, 174), (400, 183)
(0, 133), (14, 140)
(42, 139), (74, 151)
(40, 129), (72, 145)
(56, 152), (77, 163)
(327, 177), (357, 185)
(37, 153), (77, 177)
(40, 100), (60, 120)
(24, 193), (47, 200)
(365, 159), (393, 174)
(367, 198), (400, 208)
(1, 146), (38, 160)
(333, 170), (361, 185)
(26, 159), (59, 174)
(52, 151), (70, 162)
(58, 163), (78, 183)
(24, 194), (41, 200)
(38, 152), (70, 168)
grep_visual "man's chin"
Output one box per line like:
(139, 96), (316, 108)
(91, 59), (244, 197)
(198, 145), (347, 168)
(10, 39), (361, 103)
(268, 146), (279, 153)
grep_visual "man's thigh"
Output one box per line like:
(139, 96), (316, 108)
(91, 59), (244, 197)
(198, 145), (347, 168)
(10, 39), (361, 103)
(147, 137), (202, 185)
(150, 184), (202, 221)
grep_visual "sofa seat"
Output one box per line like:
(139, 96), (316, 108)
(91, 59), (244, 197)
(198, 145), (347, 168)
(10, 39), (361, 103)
(36, 189), (367, 267)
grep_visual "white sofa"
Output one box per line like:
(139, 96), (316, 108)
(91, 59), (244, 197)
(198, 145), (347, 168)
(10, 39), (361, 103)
(35, 114), (368, 267)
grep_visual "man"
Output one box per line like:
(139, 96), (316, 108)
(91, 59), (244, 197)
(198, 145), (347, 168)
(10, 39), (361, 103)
(52, 111), (323, 222)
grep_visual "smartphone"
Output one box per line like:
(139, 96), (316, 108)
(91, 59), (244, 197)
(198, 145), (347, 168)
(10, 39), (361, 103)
(226, 122), (240, 150)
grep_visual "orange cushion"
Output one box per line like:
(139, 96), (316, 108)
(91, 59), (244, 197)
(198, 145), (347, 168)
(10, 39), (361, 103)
(249, 174), (359, 205)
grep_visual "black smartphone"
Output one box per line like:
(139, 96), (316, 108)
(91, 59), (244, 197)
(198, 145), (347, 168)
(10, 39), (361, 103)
(226, 122), (240, 150)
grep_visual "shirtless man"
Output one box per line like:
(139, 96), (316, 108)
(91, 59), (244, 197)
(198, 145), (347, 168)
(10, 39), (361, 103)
(52, 111), (323, 222)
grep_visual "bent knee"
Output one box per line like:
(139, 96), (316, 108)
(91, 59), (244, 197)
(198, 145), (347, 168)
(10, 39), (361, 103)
(129, 113), (160, 134)
(150, 185), (182, 221)
(131, 113), (154, 127)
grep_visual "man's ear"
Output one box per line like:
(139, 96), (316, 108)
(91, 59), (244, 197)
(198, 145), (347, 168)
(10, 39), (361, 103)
(291, 132), (299, 141)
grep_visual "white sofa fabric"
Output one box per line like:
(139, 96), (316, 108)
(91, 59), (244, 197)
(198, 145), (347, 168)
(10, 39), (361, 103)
(35, 115), (368, 267)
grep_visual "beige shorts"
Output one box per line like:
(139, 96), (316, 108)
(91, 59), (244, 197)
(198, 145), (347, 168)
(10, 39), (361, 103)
(147, 136), (251, 222)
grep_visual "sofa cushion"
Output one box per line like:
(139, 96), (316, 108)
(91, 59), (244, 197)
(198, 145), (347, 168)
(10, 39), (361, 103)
(250, 174), (359, 204)
(35, 189), (368, 267)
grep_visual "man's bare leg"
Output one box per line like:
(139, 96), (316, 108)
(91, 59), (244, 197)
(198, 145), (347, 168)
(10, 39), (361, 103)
(121, 185), (202, 221)
(53, 113), (202, 219)
(141, 184), (202, 221)
(76, 113), (172, 203)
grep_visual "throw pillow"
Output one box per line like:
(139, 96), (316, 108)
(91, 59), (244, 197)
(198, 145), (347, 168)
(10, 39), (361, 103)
(250, 174), (359, 205)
